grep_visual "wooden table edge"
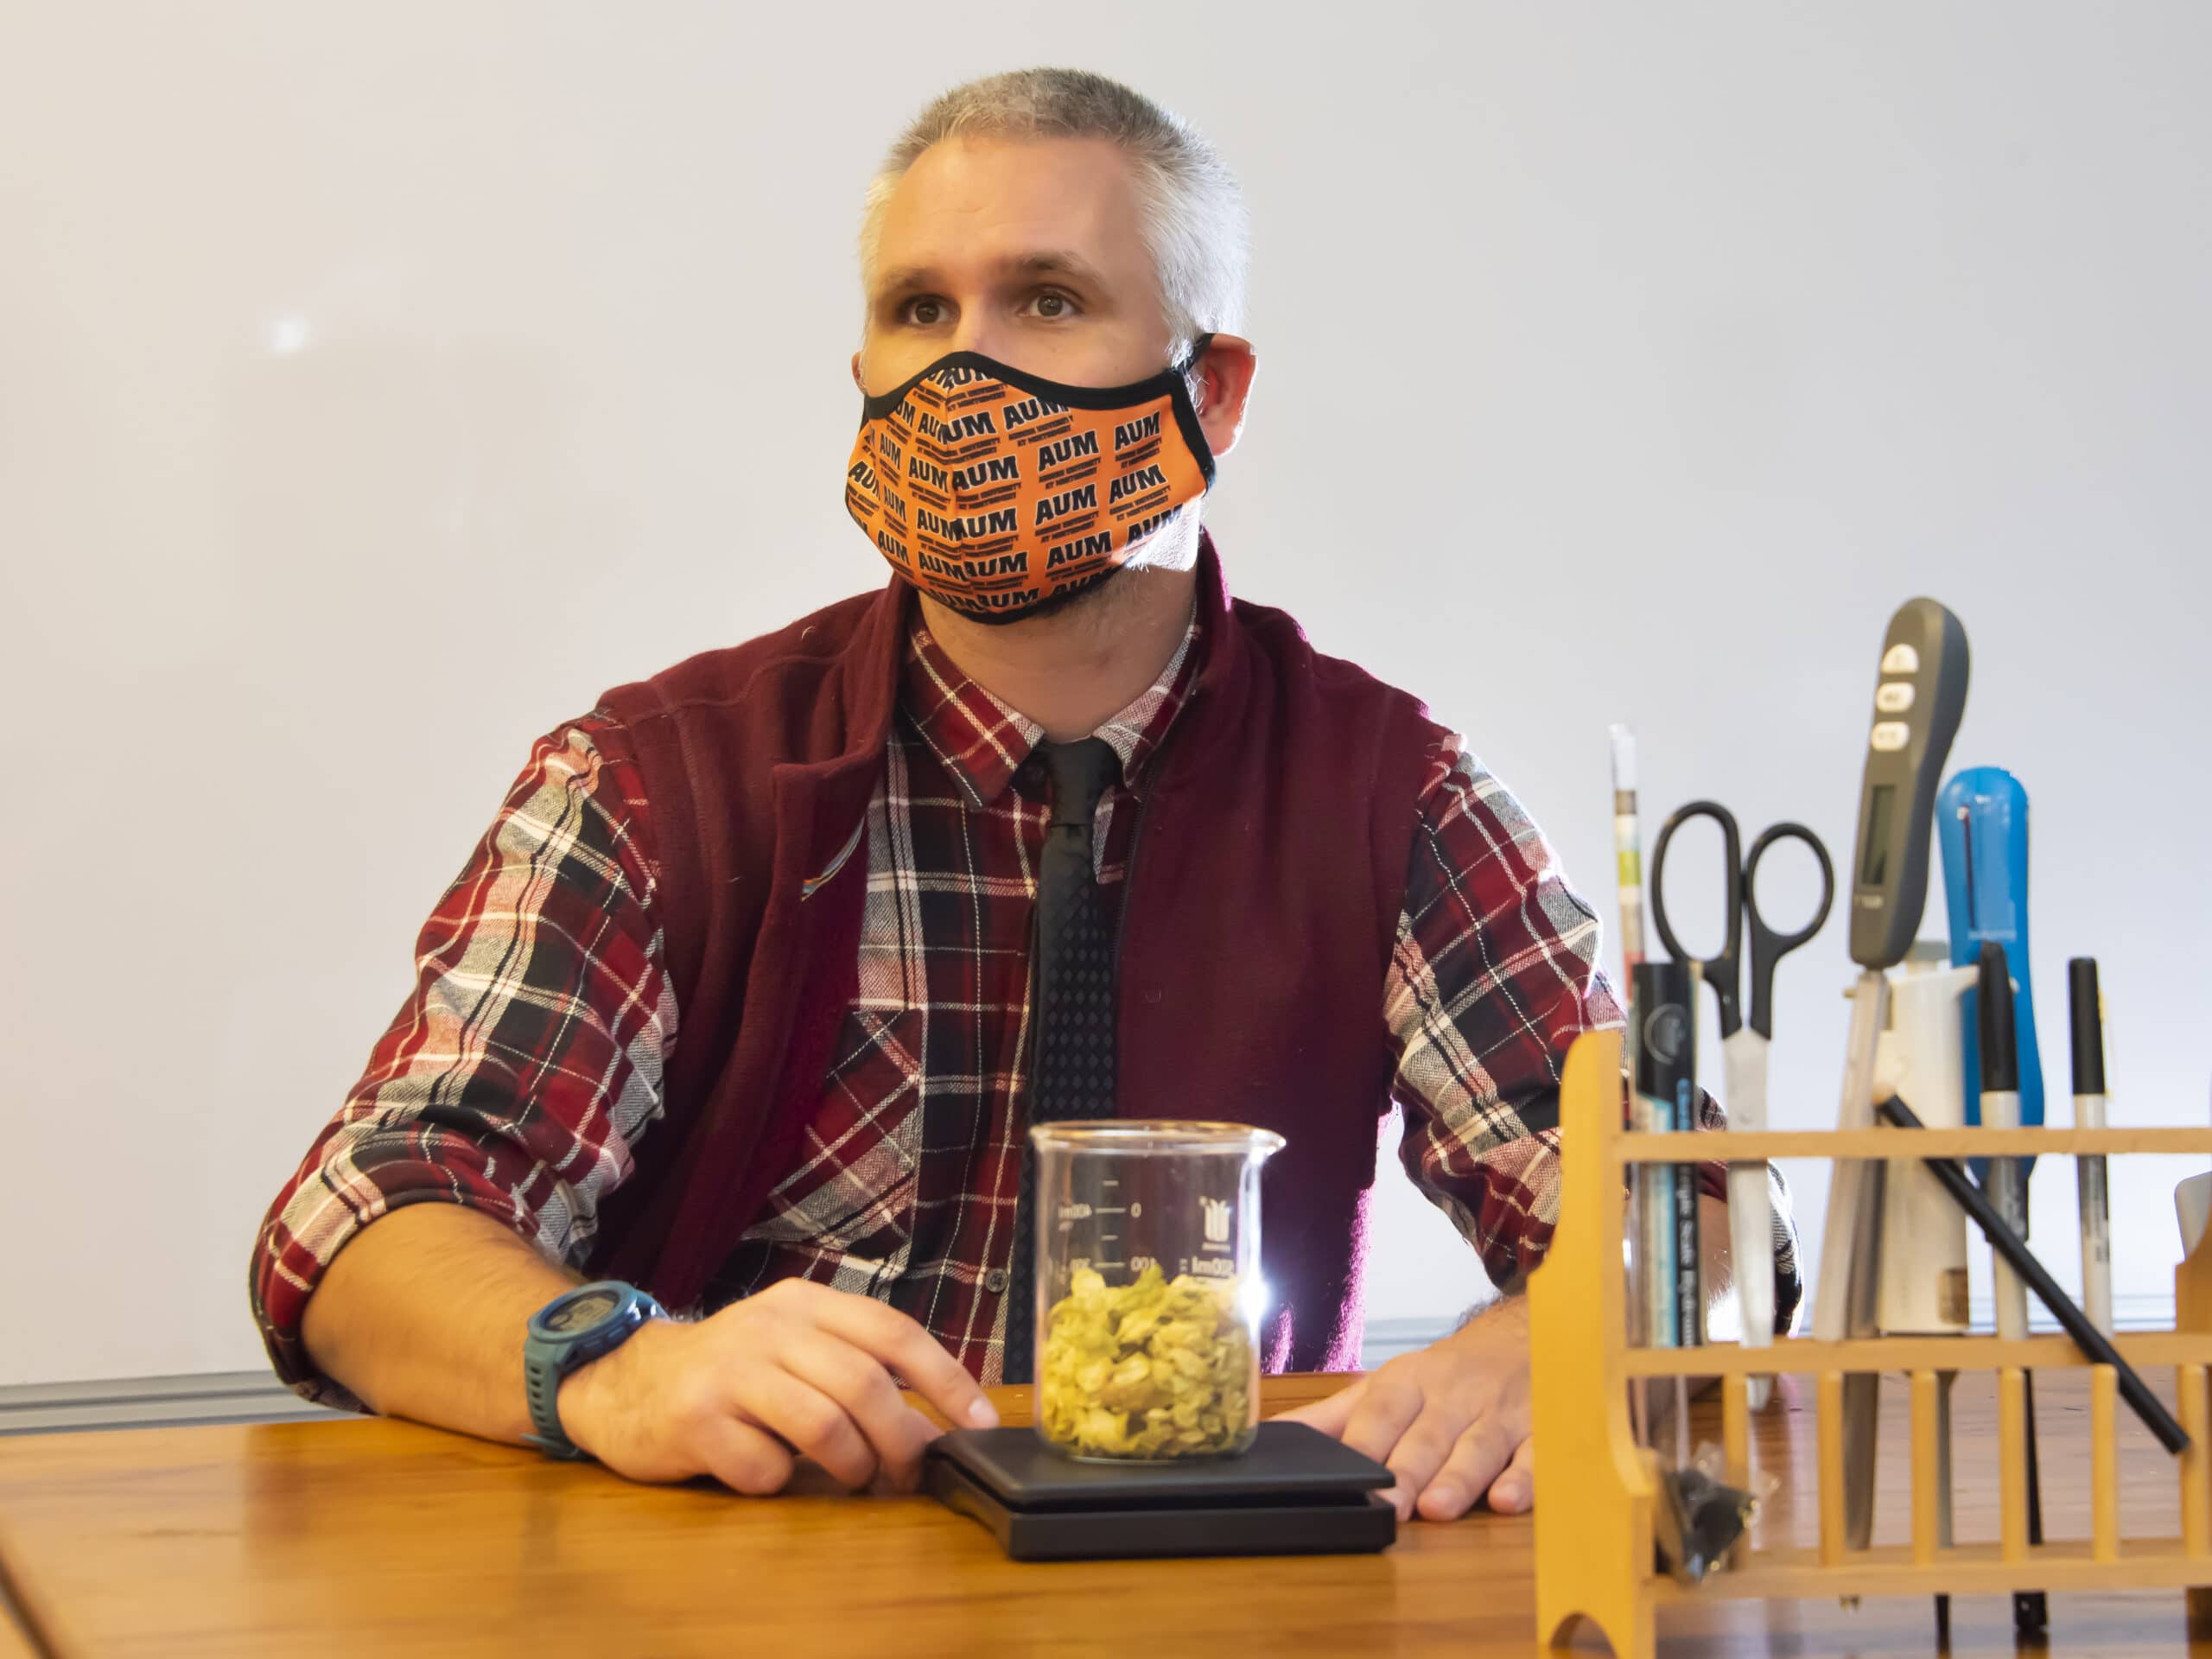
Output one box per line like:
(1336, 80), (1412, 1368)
(0, 1370), (1370, 1659)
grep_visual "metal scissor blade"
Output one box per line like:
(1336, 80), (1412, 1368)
(1722, 1029), (1776, 1408)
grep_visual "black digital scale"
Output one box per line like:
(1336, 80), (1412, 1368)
(925, 1421), (1397, 1561)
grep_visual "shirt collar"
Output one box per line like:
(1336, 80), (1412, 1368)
(899, 603), (1205, 810)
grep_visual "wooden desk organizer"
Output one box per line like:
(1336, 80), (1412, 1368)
(1529, 1028), (2212, 1659)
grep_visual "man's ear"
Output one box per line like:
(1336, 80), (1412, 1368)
(1191, 334), (1257, 461)
(850, 351), (866, 392)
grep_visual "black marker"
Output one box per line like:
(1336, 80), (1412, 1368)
(1969, 940), (2046, 1637)
(2070, 959), (2114, 1336)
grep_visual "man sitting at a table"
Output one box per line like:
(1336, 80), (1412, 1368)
(251, 65), (1799, 1524)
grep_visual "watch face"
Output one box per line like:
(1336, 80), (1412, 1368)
(546, 1289), (621, 1334)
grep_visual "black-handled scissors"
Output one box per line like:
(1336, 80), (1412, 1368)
(1649, 798), (1834, 1357)
(1649, 800), (1836, 1044)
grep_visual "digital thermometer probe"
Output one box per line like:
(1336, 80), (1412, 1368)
(1816, 597), (1969, 1552)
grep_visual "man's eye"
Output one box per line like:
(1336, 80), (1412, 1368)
(904, 297), (947, 326)
(1027, 291), (1077, 319)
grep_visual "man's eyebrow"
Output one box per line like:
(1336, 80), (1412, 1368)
(871, 264), (938, 299)
(1000, 250), (1110, 285)
(870, 250), (1111, 299)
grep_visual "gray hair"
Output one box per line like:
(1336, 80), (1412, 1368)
(859, 67), (1249, 352)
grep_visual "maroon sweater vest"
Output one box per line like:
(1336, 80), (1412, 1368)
(594, 536), (1445, 1372)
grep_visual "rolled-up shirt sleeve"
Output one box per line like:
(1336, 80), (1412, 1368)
(248, 712), (677, 1403)
(1384, 734), (1802, 1330)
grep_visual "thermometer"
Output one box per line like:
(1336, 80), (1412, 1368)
(1815, 597), (1969, 1551)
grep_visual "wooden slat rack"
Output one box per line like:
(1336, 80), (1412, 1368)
(1528, 1028), (2212, 1659)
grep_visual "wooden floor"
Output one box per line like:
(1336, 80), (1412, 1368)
(0, 1369), (2204, 1656)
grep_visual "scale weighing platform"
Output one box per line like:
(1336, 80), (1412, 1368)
(925, 1421), (1398, 1561)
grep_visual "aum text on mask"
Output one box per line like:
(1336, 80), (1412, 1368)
(1033, 485), (1098, 529)
(916, 506), (1019, 544)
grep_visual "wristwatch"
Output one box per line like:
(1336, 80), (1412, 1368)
(522, 1281), (664, 1460)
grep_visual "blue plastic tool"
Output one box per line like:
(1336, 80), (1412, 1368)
(1936, 766), (2045, 1178)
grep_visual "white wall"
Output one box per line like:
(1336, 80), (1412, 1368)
(3, 3), (2206, 1385)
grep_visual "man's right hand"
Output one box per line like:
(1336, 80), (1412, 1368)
(556, 1278), (1001, 1496)
(300, 1207), (995, 1497)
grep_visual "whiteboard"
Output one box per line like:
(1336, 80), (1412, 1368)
(3, 2), (2208, 1385)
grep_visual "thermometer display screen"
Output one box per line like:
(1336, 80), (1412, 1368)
(1859, 785), (1896, 885)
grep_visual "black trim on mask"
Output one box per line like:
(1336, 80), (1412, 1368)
(858, 334), (1218, 490)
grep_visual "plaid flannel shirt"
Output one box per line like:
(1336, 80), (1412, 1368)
(253, 606), (1800, 1397)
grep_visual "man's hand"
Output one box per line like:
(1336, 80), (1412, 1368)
(1274, 1296), (1532, 1523)
(557, 1279), (1000, 1496)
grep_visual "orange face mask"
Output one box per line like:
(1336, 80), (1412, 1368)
(844, 339), (1217, 622)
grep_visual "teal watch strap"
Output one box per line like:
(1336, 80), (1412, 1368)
(522, 1281), (663, 1460)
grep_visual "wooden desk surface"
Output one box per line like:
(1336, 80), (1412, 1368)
(0, 1370), (2204, 1657)
(0, 1600), (35, 1659)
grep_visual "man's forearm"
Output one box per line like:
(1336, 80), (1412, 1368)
(1469, 1193), (1732, 1323)
(301, 1204), (581, 1444)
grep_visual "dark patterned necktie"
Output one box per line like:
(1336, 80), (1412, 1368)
(1000, 737), (1120, 1384)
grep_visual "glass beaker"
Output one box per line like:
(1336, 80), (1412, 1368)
(1028, 1120), (1285, 1460)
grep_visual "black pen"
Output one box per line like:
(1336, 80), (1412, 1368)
(1971, 942), (2046, 1637)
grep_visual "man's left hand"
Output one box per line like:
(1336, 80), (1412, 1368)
(1274, 1296), (1531, 1523)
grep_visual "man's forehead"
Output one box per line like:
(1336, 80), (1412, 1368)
(868, 135), (1147, 287)
(872, 249), (1113, 297)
